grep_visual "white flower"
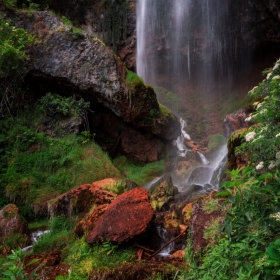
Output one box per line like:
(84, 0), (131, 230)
(276, 133), (280, 137)
(268, 161), (276, 170)
(260, 109), (267, 114)
(256, 162), (264, 170)
(245, 131), (256, 142)
(273, 62), (280, 71)
(272, 75), (280, 80)
(267, 73), (272, 79)
(270, 212), (280, 221)
(256, 103), (262, 109)
(253, 102), (259, 106)
(245, 116), (252, 122)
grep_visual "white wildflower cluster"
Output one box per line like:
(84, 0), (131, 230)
(276, 133), (280, 137)
(256, 162), (264, 170)
(245, 131), (256, 142)
(245, 116), (252, 122)
(272, 75), (280, 80)
(260, 109), (267, 115)
(268, 161), (276, 170)
(270, 212), (280, 222)
(267, 73), (272, 80)
(256, 103), (262, 109)
(253, 101), (259, 106)
(273, 59), (280, 71)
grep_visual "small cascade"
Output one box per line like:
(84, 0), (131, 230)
(22, 229), (50, 253)
(156, 226), (174, 257)
(182, 144), (228, 191)
(175, 118), (191, 157)
(197, 152), (209, 165)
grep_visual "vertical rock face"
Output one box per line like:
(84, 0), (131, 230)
(85, 188), (154, 244)
(1, 5), (181, 162)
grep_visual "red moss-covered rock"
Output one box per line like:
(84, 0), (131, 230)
(50, 184), (116, 217)
(85, 188), (154, 244)
(75, 204), (109, 236)
(0, 204), (28, 237)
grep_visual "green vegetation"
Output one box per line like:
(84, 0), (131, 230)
(63, 238), (135, 278)
(180, 60), (280, 279)
(0, 93), (120, 220)
(0, 249), (39, 279)
(113, 156), (166, 186)
(33, 216), (73, 253)
(125, 69), (144, 89)
(0, 18), (35, 117)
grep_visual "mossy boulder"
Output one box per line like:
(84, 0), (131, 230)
(0, 204), (30, 253)
(92, 178), (138, 195)
(149, 175), (178, 210)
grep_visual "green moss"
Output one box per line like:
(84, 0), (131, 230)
(208, 134), (227, 152)
(113, 156), (166, 186)
(125, 69), (144, 89)
(158, 103), (175, 120)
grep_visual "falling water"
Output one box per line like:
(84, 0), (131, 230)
(136, 0), (252, 97)
(175, 118), (191, 157)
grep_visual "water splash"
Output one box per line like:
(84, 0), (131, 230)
(156, 226), (174, 257)
(197, 152), (209, 165)
(175, 118), (191, 157)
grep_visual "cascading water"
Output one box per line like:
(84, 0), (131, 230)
(137, 0), (232, 193)
(137, 0), (251, 95)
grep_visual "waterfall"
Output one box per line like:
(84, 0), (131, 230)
(136, 0), (250, 96)
(175, 118), (191, 157)
(156, 226), (174, 257)
(197, 152), (209, 165)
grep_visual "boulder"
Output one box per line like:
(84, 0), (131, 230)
(49, 184), (116, 217)
(0, 5), (181, 161)
(149, 175), (178, 211)
(222, 109), (253, 137)
(75, 204), (109, 236)
(0, 204), (28, 237)
(85, 188), (154, 244)
(92, 178), (138, 195)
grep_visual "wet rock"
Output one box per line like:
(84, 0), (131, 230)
(50, 184), (116, 217)
(85, 188), (154, 244)
(0, 204), (28, 237)
(91, 112), (167, 162)
(149, 175), (178, 210)
(222, 109), (253, 137)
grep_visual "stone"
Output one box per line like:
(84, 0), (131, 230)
(149, 175), (178, 211)
(222, 109), (253, 137)
(85, 188), (154, 244)
(49, 184), (116, 217)
(75, 204), (109, 236)
(0, 204), (28, 237)
(0, 5), (180, 161)
(92, 178), (138, 195)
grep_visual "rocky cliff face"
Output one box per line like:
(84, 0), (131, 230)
(1, 4), (180, 162)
